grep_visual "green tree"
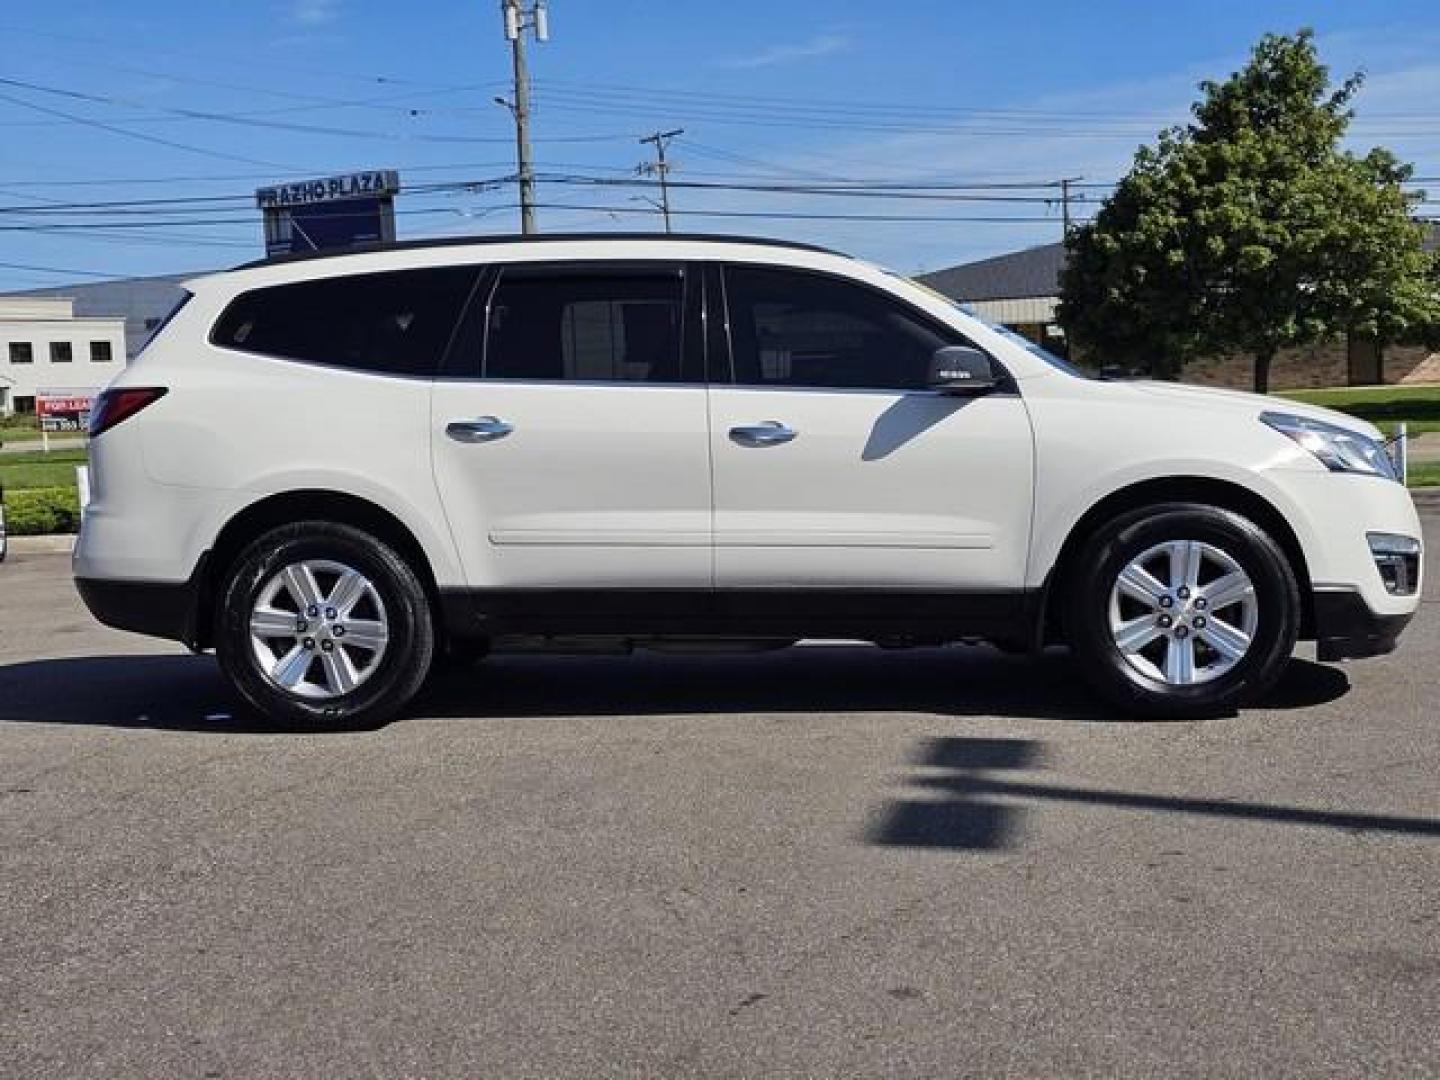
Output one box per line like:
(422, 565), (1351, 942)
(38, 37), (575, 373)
(1059, 30), (1438, 392)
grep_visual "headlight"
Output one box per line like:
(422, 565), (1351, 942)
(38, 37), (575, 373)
(1260, 411), (1398, 480)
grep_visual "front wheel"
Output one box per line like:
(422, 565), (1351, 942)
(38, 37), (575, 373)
(1066, 503), (1300, 719)
(215, 522), (435, 729)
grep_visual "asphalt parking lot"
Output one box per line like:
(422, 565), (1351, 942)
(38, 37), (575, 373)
(2, 521), (1437, 1079)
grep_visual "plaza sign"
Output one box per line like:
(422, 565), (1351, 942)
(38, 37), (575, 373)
(255, 171), (400, 209)
(255, 170), (401, 258)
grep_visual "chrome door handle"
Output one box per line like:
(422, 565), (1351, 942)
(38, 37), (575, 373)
(729, 420), (797, 447)
(446, 416), (514, 443)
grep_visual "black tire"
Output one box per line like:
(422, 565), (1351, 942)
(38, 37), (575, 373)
(1065, 503), (1300, 719)
(215, 521), (435, 729)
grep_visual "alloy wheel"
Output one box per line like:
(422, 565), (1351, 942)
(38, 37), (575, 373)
(248, 558), (390, 700)
(1107, 540), (1259, 686)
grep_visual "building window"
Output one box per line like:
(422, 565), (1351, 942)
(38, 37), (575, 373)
(90, 340), (113, 363)
(9, 342), (34, 364)
(50, 341), (73, 363)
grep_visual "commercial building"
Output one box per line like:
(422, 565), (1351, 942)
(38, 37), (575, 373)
(10, 273), (192, 360)
(0, 296), (126, 417)
(918, 242), (1070, 353)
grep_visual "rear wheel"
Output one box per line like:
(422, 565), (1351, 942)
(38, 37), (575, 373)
(215, 522), (435, 729)
(1066, 503), (1299, 718)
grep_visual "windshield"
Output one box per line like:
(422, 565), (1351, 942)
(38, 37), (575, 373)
(954, 305), (1089, 378)
(890, 270), (1089, 378)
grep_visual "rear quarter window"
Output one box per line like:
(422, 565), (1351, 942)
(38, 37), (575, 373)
(210, 266), (480, 377)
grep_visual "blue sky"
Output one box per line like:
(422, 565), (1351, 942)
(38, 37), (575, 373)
(2, 0), (1439, 291)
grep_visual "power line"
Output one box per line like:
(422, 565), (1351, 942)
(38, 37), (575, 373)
(0, 88), (296, 169)
(0, 172), (1432, 220)
(0, 74), (622, 146)
(531, 203), (1082, 224)
(0, 260), (122, 278)
(0, 206), (489, 231)
(0, 21), (481, 91)
(538, 174), (1076, 203)
(534, 77), (1440, 125)
(0, 184), (258, 250)
(0, 45), (511, 121)
(0, 162), (528, 188)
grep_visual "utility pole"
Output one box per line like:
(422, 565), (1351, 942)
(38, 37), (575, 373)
(1058, 176), (1083, 237)
(638, 128), (684, 233)
(498, 1), (548, 234)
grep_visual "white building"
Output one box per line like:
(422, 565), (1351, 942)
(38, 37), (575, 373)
(0, 297), (126, 416)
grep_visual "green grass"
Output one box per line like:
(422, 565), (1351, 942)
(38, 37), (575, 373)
(1281, 384), (1440, 435)
(0, 422), (42, 443)
(1405, 461), (1440, 489)
(0, 449), (86, 492)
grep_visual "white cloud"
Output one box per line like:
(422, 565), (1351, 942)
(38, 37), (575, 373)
(289, 0), (341, 26)
(724, 33), (850, 70)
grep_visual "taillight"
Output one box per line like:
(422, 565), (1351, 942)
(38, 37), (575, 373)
(89, 387), (168, 438)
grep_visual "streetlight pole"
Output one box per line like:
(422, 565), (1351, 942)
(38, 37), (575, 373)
(499, 1), (548, 234)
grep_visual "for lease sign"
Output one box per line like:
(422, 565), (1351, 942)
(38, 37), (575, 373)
(37, 388), (98, 433)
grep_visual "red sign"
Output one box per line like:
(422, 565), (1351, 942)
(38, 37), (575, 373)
(37, 388), (98, 433)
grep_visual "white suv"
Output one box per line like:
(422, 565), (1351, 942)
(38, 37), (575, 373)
(74, 234), (1422, 726)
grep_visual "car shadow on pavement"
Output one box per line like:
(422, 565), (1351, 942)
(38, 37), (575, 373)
(0, 647), (1349, 733)
(868, 734), (1440, 851)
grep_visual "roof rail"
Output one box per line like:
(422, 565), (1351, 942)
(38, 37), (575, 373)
(234, 231), (845, 270)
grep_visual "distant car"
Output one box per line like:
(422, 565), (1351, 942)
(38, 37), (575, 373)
(74, 233), (1422, 726)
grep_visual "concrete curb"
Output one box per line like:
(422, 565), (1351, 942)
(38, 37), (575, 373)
(4, 534), (77, 555)
(1410, 486), (1440, 511)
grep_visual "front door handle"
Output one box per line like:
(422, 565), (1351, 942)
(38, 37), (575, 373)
(729, 421), (797, 447)
(446, 416), (514, 443)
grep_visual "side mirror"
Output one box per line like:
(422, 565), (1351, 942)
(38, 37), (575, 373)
(928, 346), (997, 394)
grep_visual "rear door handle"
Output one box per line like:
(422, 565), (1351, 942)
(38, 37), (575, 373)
(729, 421), (797, 447)
(446, 416), (514, 443)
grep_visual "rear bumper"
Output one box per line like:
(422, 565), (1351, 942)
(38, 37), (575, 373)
(75, 558), (207, 649)
(1312, 588), (1414, 662)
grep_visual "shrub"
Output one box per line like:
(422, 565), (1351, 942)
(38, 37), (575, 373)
(2, 486), (82, 536)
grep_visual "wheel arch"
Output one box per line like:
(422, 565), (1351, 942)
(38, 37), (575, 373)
(1039, 476), (1315, 646)
(192, 489), (443, 651)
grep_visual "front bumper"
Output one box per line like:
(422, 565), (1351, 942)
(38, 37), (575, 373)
(1312, 588), (1414, 661)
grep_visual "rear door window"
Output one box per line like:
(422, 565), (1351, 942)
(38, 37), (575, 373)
(478, 265), (689, 383)
(211, 266), (480, 377)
